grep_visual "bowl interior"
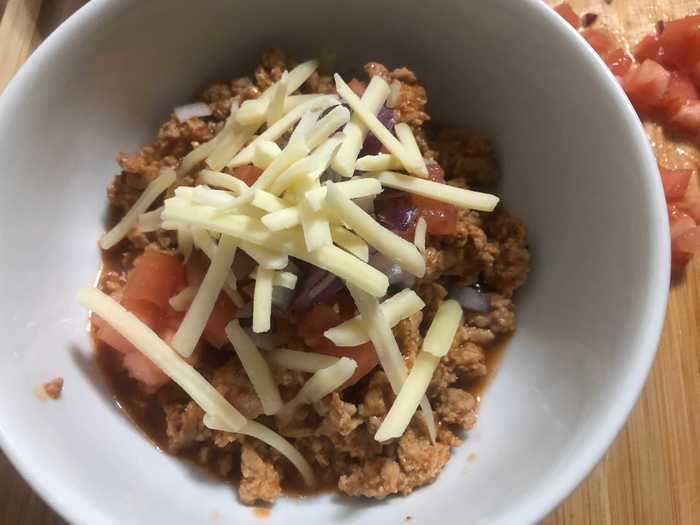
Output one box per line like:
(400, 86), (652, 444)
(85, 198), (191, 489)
(0, 0), (667, 524)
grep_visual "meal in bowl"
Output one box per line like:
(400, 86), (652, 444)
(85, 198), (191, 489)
(77, 50), (529, 504)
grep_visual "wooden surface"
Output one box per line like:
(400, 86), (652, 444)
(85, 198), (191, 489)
(0, 0), (698, 523)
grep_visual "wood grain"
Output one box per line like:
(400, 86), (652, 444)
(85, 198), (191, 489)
(0, 1), (698, 524)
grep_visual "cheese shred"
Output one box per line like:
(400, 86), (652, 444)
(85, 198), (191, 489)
(171, 235), (238, 357)
(225, 320), (282, 415)
(100, 168), (175, 250)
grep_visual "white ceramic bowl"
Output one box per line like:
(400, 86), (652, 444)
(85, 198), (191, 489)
(0, 0), (669, 523)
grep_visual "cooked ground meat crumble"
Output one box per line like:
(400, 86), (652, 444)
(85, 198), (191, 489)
(96, 49), (529, 503)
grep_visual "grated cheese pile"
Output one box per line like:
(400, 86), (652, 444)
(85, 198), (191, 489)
(81, 58), (502, 485)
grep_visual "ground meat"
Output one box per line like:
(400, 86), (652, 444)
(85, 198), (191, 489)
(432, 129), (499, 187)
(97, 49), (531, 505)
(43, 377), (63, 399)
(239, 444), (282, 504)
(338, 457), (402, 498)
(164, 401), (208, 452)
(435, 388), (477, 429)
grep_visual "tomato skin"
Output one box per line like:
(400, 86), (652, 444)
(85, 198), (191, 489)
(582, 29), (612, 57)
(122, 251), (186, 309)
(202, 293), (237, 349)
(658, 15), (700, 72)
(633, 34), (664, 64)
(412, 196), (458, 236)
(553, 3), (581, 29)
(622, 60), (672, 114)
(604, 48), (633, 77)
(232, 165), (263, 186)
(659, 72), (699, 116)
(316, 342), (379, 390)
(659, 166), (692, 201)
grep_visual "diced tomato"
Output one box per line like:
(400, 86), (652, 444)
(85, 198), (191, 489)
(682, 196), (700, 222)
(298, 304), (345, 351)
(622, 60), (672, 114)
(348, 78), (367, 96)
(553, 3), (581, 29)
(582, 29), (613, 57)
(202, 293), (237, 349)
(232, 165), (263, 186)
(185, 250), (209, 287)
(122, 351), (170, 391)
(671, 247), (692, 274)
(316, 342), (379, 390)
(412, 197), (458, 236)
(95, 298), (163, 355)
(633, 34), (664, 64)
(659, 166), (692, 201)
(669, 205), (696, 238)
(670, 100), (700, 129)
(122, 251), (186, 309)
(658, 15), (700, 72)
(603, 48), (633, 77)
(409, 164), (458, 235)
(298, 305), (379, 389)
(659, 72), (699, 116)
(675, 225), (700, 253)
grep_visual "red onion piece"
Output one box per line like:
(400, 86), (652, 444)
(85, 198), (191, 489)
(232, 250), (258, 280)
(292, 265), (343, 310)
(375, 194), (418, 235)
(354, 195), (375, 214)
(361, 106), (396, 156)
(174, 102), (212, 122)
(369, 251), (415, 289)
(449, 286), (490, 313)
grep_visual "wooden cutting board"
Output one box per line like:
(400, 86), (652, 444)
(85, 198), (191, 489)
(0, 0), (698, 523)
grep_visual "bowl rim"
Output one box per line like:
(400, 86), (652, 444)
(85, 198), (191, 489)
(0, 0), (670, 523)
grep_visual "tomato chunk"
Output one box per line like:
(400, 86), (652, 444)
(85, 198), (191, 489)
(669, 205), (696, 238)
(659, 72), (699, 116)
(122, 251), (186, 309)
(348, 78), (367, 96)
(95, 298), (163, 355)
(633, 34), (664, 64)
(202, 293), (238, 349)
(682, 196), (700, 222)
(604, 48), (633, 77)
(232, 165), (263, 186)
(412, 196), (458, 236)
(658, 15), (700, 72)
(582, 29), (612, 57)
(675, 226), (700, 253)
(670, 100), (700, 130)
(315, 342), (379, 390)
(622, 60), (672, 114)
(298, 304), (380, 389)
(659, 166), (692, 201)
(553, 3), (581, 29)
(122, 352), (170, 391)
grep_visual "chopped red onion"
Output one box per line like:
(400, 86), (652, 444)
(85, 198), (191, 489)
(375, 197), (418, 235)
(292, 265), (343, 310)
(235, 302), (253, 318)
(361, 106), (396, 156)
(369, 251), (415, 289)
(319, 169), (344, 184)
(243, 327), (281, 350)
(272, 286), (295, 310)
(449, 286), (490, 313)
(174, 102), (212, 122)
